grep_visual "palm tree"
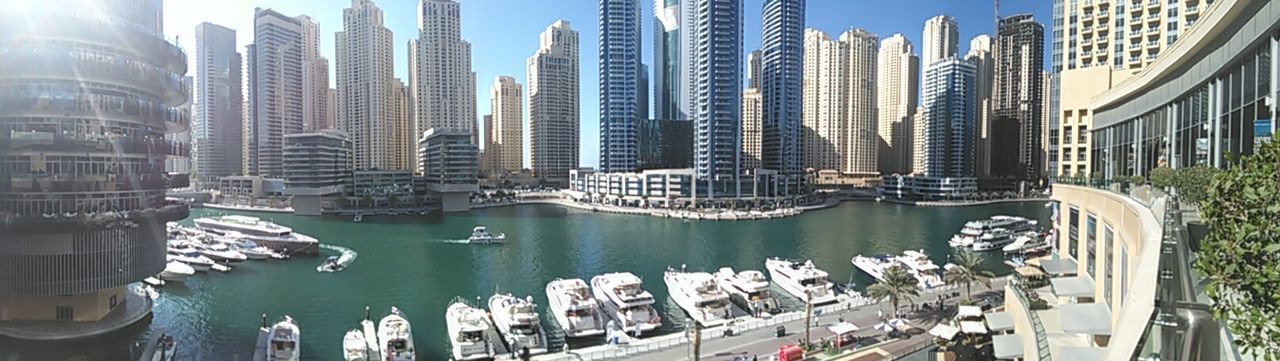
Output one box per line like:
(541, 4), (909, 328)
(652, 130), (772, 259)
(867, 265), (921, 316)
(944, 251), (996, 301)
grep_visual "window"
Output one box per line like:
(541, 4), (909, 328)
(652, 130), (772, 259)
(56, 306), (74, 321)
(1069, 207), (1080, 259)
(1104, 225), (1115, 306)
(1086, 214), (1097, 278)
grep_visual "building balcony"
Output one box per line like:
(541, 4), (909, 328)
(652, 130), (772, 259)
(0, 200), (188, 233)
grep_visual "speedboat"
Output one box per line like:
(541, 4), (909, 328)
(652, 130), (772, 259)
(143, 285), (160, 300)
(851, 254), (896, 282)
(343, 329), (368, 361)
(194, 215), (320, 254)
(353, 213), (363, 223)
(446, 299), (494, 360)
(895, 250), (945, 289)
(466, 226), (505, 244)
(765, 258), (837, 305)
(317, 256), (344, 273)
(487, 293), (549, 356)
(377, 307), (415, 361)
(663, 268), (733, 327)
(713, 267), (781, 317)
(145, 332), (177, 361)
(167, 249), (215, 272)
(200, 242), (248, 263)
(590, 272), (662, 335)
(545, 278), (607, 337)
(267, 316), (301, 361)
(239, 246), (274, 260)
(159, 261), (195, 282)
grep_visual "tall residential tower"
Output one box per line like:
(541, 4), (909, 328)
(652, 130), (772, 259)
(875, 34), (919, 175)
(336, 0), (404, 170)
(528, 21), (581, 186)
(413, 0), (477, 172)
(599, 0), (645, 172)
(193, 23), (243, 182)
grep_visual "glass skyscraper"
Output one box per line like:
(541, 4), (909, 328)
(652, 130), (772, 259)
(689, 0), (744, 197)
(599, 0), (644, 172)
(760, 0), (805, 191)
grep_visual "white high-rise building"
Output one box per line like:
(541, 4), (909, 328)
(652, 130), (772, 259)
(911, 106), (925, 175)
(193, 22), (243, 182)
(742, 88), (762, 171)
(840, 29), (879, 177)
(247, 8), (314, 177)
(875, 34), (919, 175)
(413, 0), (477, 173)
(299, 15), (330, 132)
(921, 15), (959, 68)
(965, 35), (994, 177)
(800, 29), (878, 176)
(486, 76), (523, 174)
(527, 20), (580, 186)
(337, 0), (403, 170)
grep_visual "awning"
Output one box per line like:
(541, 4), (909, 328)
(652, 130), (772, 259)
(929, 324), (959, 340)
(1051, 276), (1096, 298)
(1060, 303), (1113, 335)
(1040, 258), (1078, 275)
(1015, 266), (1045, 278)
(960, 320), (988, 334)
(992, 334), (1025, 359)
(826, 322), (859, 335)
(985, 311), (1014, 332)
(1057, 346), (1107, 361)
(957, 305), (983, 319)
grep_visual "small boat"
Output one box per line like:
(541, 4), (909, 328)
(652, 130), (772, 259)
(267, 316), (301, 361)
(167, 249), (216, 272)
(317, 256), (344, 273)
(714, 267), (781, 317)
(545, 278), (607, 338)
(200, 243), (248, 263)
(144, 277), (166, 287)
(466, 226), (505, 244)
(664, 268), (733, 327)
(144, 332), (177, 361)
(159, 261), (195, 282)
(377, 307), (415, 361)
(239, 246), (274, 260)
(487, 293), (549, 355)
(353, 213), (363, 223)
(342, 329), (368, 361)
(446, 298), (494, 360)
(143, 285), (160, 300)
(765, 258), (837, 305)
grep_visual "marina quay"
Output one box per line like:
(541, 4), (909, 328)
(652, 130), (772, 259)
(2, 0), (1276, 360)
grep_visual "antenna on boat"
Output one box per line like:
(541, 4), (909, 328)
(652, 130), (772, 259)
(364, 306), (370, 321)
(260, 313), (267, 328)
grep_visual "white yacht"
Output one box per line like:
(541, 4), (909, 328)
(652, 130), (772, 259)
(663, 268), (733, 327)
(972, 228), (1019, 252)
(377, 307), (415, 361)
(590, 272), (662, 335)
(238, 246), (274, 260)
(466, 226), (505, 244)
(487, 293), (549, 355)
(952, 215), (1039, 249)
(159, 261), (195, 282)
(194, 215), (320, 254)
(199, 242), (247, 263)
(545, 278), (607, 337)
(713, 267), (780, 317)
(765, 258), (837, 305)
(167, 248), (215, 272)
(267, 316), (301, 361)
(1003, 231), (1049, 253)
(445, 299), (494, 361)
(851, 254), (896, 282)
(342, 329), (368, 361)
(895, 250), (945, 289)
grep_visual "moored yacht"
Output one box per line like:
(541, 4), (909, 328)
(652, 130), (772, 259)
(1003, 231), (1049, 253)
(952, 215), (1038, 249)
(590, 272), (662, 335)
(342, 329), (368, 361)
(713, 267), (781, 317)
(545, 278), (607, 337)
(445, 299), (494, 361)
(267, 316), (301, 361)
(159, 261), (195, 282)
(663, 268), (733, 327)
(765, 258), (837, 305)
(851, 254), (896, 282)
(972, 228), (1018, 252)
(487, 293), (549, 355)
(895, 250), (945, 289)
(199, 242), (247, 263)
(377, 307), (416, 361)
(167, 248), (216, 272)
(194, 215), (320, 254)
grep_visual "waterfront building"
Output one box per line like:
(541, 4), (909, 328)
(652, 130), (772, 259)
(878, 175), (977, 199)
(569, 168), (786, 205)
(876, 34), (919, 175)
(391, 79), (413, 170)
(336, 0), (403, 171)
(990, 14), (1045, 183)
(193, 23), (244, 183)
(964, 35), (993, 177)
(1054, 0), (1217, 177)
(349, 170), (415, 210)
(484, 76), (523, 176)
(246, 8), (315, 177)
(167, 76), (194, 175)
(528, 20), (580, 187)
(922, 15), (959, 70)
(599, 0), (644, 173)
(922, 58), (977, 178)
(760, 0), (805, 192)
(218, 176), (286, 205)
(911, 106), (925, 175)
(1048, 0), (1065, 177)
(300, 16), (330, 132)
(283, 129), (353, 215)
(413, 0), (477, 170)
(689, 0), (744, 198)
(638, 119), (694, 170)
(742, 88), (763, 171)
(418, 128), (479, 212)
(801, 28), (878, 182)
(0, 0), (190, 338)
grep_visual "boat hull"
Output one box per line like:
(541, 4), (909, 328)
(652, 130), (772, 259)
(766, 261), (837, 305)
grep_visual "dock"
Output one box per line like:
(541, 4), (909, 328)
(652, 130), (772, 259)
(251, 326), (269, 361)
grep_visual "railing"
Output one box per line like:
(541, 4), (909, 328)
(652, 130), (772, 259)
(1009, 276), (1053, 361)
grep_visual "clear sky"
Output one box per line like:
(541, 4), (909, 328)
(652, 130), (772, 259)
(164, 0), (1052, 169)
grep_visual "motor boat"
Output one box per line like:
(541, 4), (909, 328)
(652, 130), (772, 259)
(446, 299), (494, 361)
(952, 215), (1039, 249)
(317, 256), (344, 273)
(972, 228), (1019, 252)
(143, 285), (160, 300)
(851, 254), (896, 282)
(199, 242), (247, 263)
(590, 272), (662, 336)
(466, 226), (505, 244)
(343, 329), (368, 361)
(487, 293), (549, 356)
(267, 316), (301, 361)
(545, 278), (607, 338)
(239, 246), (274, 260)
(765, 258), (837, 305)
(353, 213), (363, 223)
(663, 268), (733, 327)
(194, 215), (320, 254)
(159, 261), (195, 282)
(895, 250), (945, 289)
(166, 249), (216, 272)
(1003, 231), (1050, 253)
(713, 267), (781, 317)
(145, 332), (177, 361)
(377, 307), (415, 361)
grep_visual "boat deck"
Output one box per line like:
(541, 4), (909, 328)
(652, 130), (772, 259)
(251, 327), (269, 361)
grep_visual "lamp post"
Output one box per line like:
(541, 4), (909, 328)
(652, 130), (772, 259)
(804, 289), (813, 347)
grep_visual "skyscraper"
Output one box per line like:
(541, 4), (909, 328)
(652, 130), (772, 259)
(247, 8), (311, 177)
(299, 15), (330, 132)
(841, 29), (879, 177)
(921, 58), (977, 178)
(193, 23), (243, 182)
(964, 35), (994, 177)
(742, 87), (762, 171)
(747, 49), (763, 92)
(991, 14), (1045, 182)
(528, 20), (580, 186)
(336, 0), (402, 170)
(599, 0), (644, 172)
(486, 76), (523, 175)
(875, 34), (919, 175)
(414, 0), (477, 172)
(760, 0), (804, 187)
(921, 15), (959, 68)
(690, 0), (743, 197)
(800, 28), (877, 176)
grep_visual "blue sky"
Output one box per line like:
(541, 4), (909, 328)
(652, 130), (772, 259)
(165, 0), (1052, 168)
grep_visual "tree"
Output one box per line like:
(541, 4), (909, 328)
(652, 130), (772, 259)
(944, 251), (995, 301)
(1174, 166), (1219, 204)
(1129, 175), (1145, 185)
(867, 265), (920, 316)
(1195, 140), (1280, 358)
(1148, 166), (1176, 189)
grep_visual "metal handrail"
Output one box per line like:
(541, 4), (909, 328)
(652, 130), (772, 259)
(1010, 276), (1053, 361)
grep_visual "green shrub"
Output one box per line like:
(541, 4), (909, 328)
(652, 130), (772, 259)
(1173, 166), (1219, 203)
(1149, 166), (1176, 188)
(1129, 175), (1145, 185)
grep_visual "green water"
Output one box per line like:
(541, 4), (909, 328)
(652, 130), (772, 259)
(0, 201), (1048, 360)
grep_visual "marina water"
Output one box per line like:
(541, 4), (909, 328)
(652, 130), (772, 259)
(0, 201), (1049, 360)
